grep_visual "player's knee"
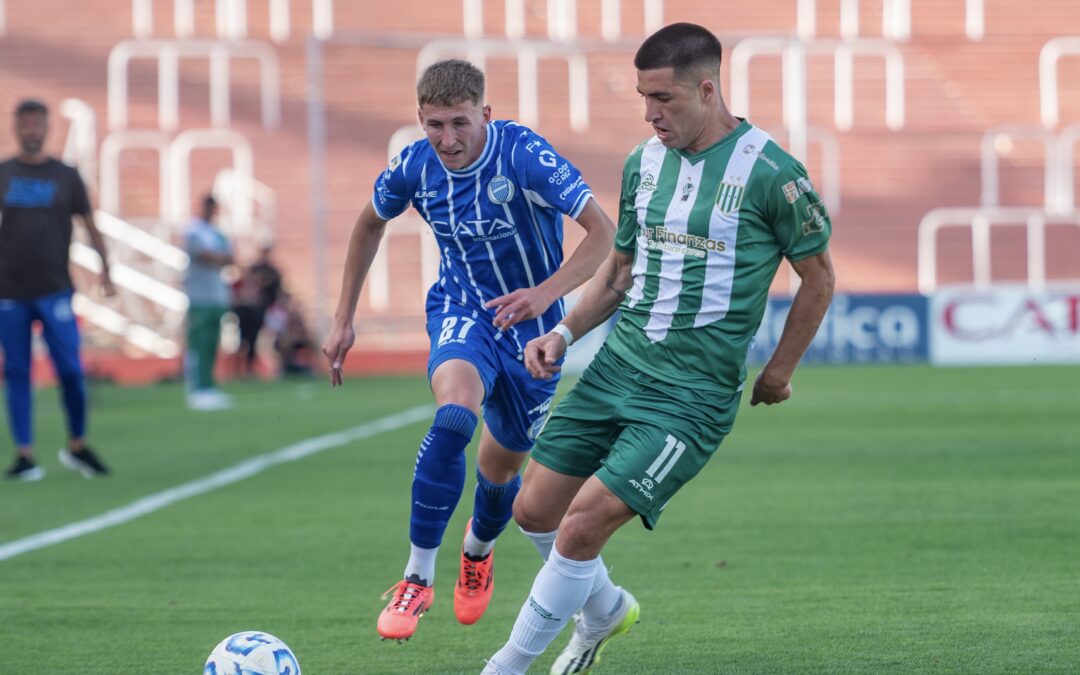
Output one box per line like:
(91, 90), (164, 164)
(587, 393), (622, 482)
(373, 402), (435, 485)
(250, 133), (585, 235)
(512, 494), (557, 534)
(555, 511), (605, 559)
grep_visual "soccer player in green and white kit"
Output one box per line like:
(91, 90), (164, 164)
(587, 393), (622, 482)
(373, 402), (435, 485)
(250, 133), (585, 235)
(482, 23), (835, 675)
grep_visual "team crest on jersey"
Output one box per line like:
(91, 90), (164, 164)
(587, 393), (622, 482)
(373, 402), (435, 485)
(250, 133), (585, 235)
(715, 180), (746, 215)
(487, 175), (516, 204)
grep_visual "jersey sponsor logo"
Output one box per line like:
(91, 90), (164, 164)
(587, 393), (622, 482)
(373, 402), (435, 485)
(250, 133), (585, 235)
(487, 174), (516, 204)
(414, 189), (438, 199)
(797, 176), (814, 194)
(538, 149), (558, 168)
(4, 177), (57, 208)
(388, 153), (402, 172)
(637, 172), (657, 193)
(525, 139), (543, 153)
(802, 202), (828, 235)
(715, 180), (746, 215)
(639, 225), (726, 259)
(429, 216), (518, 241)
(558, 175), (584, 201)
(547, 162), (572, 185)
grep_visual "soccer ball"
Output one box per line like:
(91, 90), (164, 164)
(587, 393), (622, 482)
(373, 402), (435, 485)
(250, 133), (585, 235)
(204, 630), (301, 675)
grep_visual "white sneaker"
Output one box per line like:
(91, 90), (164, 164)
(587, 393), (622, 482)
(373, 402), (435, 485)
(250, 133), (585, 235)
(186, 389), (234, 411)
(549, 588), (639, 674)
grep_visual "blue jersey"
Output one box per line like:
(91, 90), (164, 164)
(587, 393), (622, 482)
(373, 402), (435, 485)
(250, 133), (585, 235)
(371, 120), (593, 342)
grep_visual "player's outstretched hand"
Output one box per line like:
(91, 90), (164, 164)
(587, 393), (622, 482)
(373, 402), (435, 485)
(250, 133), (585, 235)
(321, 321), (356, 387)
(750, 369), (792, 406)
(524, 332), (566, 380)
(485, 286), (555, 331)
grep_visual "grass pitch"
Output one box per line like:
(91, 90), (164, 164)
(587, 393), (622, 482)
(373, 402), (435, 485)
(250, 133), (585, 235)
(1, 365), (1077, 673)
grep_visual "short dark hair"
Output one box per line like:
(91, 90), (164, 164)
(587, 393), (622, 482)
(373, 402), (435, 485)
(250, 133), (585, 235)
(417, 59), (485, 108)
(203, 194), (218, 210)
(634, 23), (722, 82)
(14, 98), (48, 117)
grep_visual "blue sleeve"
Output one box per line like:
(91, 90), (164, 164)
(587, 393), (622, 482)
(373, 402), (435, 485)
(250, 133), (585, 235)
(371, 144), (416, 221)
(510, 127), (593, 219)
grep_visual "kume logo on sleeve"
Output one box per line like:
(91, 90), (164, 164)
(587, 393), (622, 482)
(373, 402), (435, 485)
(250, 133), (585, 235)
(487, 175), (516, 204)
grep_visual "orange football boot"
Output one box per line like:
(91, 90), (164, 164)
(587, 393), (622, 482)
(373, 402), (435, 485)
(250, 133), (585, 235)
(377, 578), (434, 641)
(454, 520), (495, 625)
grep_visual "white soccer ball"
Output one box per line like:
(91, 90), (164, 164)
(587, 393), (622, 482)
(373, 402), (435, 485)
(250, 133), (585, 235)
(204, 630), (301, 675)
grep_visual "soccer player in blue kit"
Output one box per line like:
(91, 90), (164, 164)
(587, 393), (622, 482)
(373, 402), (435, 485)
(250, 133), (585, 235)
(322, 59), (614, 641)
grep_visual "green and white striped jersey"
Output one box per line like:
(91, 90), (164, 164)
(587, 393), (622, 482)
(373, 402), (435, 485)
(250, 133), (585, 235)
(607, 119), (831, 395)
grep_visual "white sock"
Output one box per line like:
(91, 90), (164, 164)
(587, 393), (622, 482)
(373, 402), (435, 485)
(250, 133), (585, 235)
(521, 527), (622, 624)
(488, 545), (598, 673)
(520, 526), (557, 561)
(403, 543), (438, 585)
(581, 561), (623, 625)
(464, 526), (495, 558)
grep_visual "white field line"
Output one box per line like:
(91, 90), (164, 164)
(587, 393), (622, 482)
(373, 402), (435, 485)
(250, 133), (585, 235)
(0, 404), (435, 562)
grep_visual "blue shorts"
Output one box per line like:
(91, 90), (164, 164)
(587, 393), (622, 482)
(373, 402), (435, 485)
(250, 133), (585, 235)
(425, 302), (560, 452)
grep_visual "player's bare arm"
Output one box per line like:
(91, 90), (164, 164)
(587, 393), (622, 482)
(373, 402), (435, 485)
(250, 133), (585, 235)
(486, 198), (614, 331)
(322, 201), (389, 386)
(751, 249), (835, 406)
(523, 248), (633, 379)
(78, 211), (116, 297)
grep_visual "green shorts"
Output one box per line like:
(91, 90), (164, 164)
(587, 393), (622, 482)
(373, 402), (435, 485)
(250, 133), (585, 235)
(531, 345), (740, 529)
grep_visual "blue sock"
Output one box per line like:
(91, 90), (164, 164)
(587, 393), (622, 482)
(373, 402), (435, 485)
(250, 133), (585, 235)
(471, 469), (522, 543)
(409, 404), (478, 549)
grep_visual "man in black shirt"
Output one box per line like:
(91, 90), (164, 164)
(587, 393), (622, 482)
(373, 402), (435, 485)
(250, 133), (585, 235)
(0, 99), (114, 481)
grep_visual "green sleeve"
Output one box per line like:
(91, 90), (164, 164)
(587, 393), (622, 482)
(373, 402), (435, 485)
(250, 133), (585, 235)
(613, 150), (642, 254)
(766, 160), (831, 262)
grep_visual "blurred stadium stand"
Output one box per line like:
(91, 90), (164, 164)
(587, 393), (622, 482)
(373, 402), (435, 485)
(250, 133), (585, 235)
(0, 0), (1077, 378)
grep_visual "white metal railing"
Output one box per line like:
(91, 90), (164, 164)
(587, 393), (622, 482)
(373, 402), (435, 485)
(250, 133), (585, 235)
(917, 207), (1080, 294)
(213, 167), (277, 247)
(463, 0), (662, 42)
(59, 99), (98, 193)
(168, 128), (254, 227)
(68, 211), (192, 357)
(731, 36), (904, 160)
(72, 293), (183, 358)
(796, 0), (983, 42)
(94, 211), (189, 271)
(1039, 36), (1080, 129)
(100, 128), (259, 234)
(133, 0), (333, 41)
(107, 38), (281, 132)
(99, 129), (172, 224)
(417, 38), (589, 132)
(979, 125), (1076, 215)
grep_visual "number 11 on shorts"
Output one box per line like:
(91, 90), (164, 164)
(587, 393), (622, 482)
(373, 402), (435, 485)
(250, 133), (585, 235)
(645, 434), (687, 484)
